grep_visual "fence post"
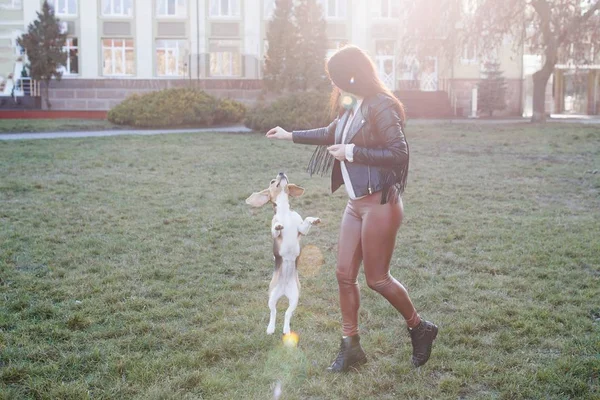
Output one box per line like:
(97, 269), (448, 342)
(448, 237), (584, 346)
(470, 86), (478, 118)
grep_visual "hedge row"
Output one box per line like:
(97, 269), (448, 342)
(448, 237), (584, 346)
(107, 88), (246, 128)
(107, 88), (335, 132)
(243, 91), (332, 133)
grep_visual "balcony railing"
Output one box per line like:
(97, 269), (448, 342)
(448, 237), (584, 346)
(2, 77), (41, 98)
(14, 78), (42, 97)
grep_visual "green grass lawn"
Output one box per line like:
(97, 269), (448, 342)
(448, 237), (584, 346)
(0, 123), (598, 399)
(0, 119), (123, 134)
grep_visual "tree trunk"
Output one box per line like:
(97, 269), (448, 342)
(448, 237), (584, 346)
(529, 0), (559, 123)
(531, 65), (553, 123)
(44, 80), (52, 109)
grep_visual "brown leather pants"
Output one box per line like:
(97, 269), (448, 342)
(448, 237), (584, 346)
(336, 192), (420, 337)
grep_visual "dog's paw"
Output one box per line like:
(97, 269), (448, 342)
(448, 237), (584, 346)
(274, 223), (284, 231)
(309, 218), (321, 225)
(283, 326), (291, 335)
(267, 325), (275, 335)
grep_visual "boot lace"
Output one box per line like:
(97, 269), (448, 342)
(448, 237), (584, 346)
(333, 341), (349, 365)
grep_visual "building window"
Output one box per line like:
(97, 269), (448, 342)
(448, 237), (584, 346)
(156, 40), (189, 76)
(156, 0), (186, 17)
(375, 40), (396, 90)
(210, 0), (240, 17)
(318, 0), (346, 19)
(102, 39), (135, 76)
(52, 0), (77, 16)
(0, 0), (22, 10)
(264, 0), (275, 19)
(209, 40), (241, 77)
(461, 43), (478, 64)
(59, 38), (79, 75)
(374, 0), (399, 19)
(102, 0), (133, 17)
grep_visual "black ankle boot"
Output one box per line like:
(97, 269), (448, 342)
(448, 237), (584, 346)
(408, 320), (438, 367)
(327, 335), (367, 372)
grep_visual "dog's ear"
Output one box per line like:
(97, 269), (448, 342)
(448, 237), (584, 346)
(287, 184), (305, 198)
(246, 189), (270, 207)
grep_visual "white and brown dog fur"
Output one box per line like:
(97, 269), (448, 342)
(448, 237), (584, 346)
(246, 173), (320, 334)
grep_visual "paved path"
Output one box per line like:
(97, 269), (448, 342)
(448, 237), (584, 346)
(1, 117), (598, 141)
(0, 125), (252, 141)
(411, 115), (600, 125)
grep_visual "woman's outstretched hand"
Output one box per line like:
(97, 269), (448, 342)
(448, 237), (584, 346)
(266, 126), (293, 141)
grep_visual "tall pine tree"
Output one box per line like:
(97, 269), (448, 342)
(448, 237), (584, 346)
(293, 0), (328, 91)
(264, 0), (298, 92)
(17, 1), (67, 109)
(477, 62), (507, 117)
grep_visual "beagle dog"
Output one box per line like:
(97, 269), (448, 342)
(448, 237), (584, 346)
(246, 173), (320, 334)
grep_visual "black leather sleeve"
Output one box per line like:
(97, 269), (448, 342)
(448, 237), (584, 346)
(352, 99), (408, 167)
(292, 119), (337, 146)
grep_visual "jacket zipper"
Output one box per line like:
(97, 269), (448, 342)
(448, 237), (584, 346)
(360, 108), (373, 195)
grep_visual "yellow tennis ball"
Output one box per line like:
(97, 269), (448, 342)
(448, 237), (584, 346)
(282, 332), (299, 348)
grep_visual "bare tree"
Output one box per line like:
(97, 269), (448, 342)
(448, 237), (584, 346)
(400, 0), (600, 122)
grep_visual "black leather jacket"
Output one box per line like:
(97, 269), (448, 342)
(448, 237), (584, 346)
(292, 93), (409, 204)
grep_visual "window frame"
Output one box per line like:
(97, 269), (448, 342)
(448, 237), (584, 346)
(102, 38), (135, 77)
(156, 39), (189, 77)
(373, 0), (399, 19)
(209, 40), (242, 77)
(59, 37), (79, 76)
(209, 0), (241, 19)
(461, 43), (478, 65)
(319, 0), (346, 20)
(0, 0), (23, 10)
(52, 0), (78, 17)
(156, 0), (187, 18)
(101, 0), (134, 18)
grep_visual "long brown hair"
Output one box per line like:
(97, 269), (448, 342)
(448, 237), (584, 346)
(326, 45), (406, 124)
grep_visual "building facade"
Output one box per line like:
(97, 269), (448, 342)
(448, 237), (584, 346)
(0, 0), (598, 116)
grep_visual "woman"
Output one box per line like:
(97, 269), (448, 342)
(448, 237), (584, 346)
(266, 45), (437, 372)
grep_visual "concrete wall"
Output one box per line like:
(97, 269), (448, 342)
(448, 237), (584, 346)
(45, 78), (262, 110)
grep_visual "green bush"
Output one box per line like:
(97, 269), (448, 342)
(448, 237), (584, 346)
(244, 91), (332, 132)
(215, 98), (246, 123)
(107, 88), (246, 128)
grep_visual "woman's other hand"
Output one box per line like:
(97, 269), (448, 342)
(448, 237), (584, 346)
(266, 126), (293, 140)
(327, 144), (347, 161)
